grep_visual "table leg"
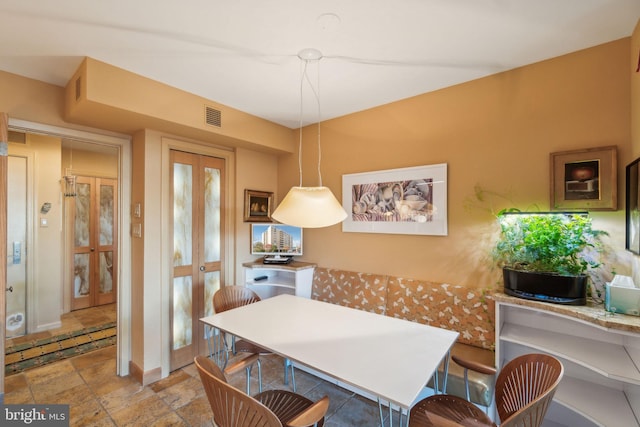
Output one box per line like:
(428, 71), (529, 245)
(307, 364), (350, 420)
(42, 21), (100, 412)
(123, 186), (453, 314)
(206, 326), (229, 368)
(441, 349), (451, 394)
(376, 399), (408, 427)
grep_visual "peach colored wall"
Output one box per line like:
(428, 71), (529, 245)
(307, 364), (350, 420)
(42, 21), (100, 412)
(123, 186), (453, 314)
(65, 58), (295, 154)
(281, 38), (634, 289)
(61, 146), (118, 177)
(234, 147), (279, 281)
(0, 71), (67, 127)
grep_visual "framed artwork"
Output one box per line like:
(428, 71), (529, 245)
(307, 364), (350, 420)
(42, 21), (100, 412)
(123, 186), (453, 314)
(342, 164), (448, 235)
(626, 157), (640, 254)
(244, 189), (273, 222)
(550, 146), (617, 211)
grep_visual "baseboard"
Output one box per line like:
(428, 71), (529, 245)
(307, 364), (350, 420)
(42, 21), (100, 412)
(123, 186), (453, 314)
(129, 361), (161, 386)
(32, 321), (62, 333)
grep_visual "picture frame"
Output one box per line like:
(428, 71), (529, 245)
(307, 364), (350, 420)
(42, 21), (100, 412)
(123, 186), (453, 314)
(626, 157), (640, 254)
(244, 189), (273, 222)
(342, 164), (448, 236)
(550, 146), (617, 211)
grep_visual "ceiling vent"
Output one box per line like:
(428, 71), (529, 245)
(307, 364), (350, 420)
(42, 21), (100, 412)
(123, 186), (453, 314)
(205, 105), (222, 127)
(8, 131), (26, 144)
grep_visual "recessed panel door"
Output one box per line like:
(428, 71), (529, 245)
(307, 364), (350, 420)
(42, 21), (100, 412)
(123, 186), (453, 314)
(170, 150), (224, 371)
(71, 176), (118, 310)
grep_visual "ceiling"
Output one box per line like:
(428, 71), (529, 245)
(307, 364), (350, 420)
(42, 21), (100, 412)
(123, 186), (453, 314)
(1, 1), (639, 129)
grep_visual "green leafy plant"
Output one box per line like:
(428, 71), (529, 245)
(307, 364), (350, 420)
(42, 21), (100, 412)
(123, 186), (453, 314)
(493, 209), (608, 276)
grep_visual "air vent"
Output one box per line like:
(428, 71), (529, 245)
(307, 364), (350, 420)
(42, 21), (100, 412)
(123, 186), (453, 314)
(205, 105), (222, 127)
(75, 77), (81, 101)
(8, 131), (26, 144)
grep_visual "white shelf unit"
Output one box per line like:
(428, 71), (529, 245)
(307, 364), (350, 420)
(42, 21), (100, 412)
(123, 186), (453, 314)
(242, 261), (316, 300)
(495, 299), (640, 427)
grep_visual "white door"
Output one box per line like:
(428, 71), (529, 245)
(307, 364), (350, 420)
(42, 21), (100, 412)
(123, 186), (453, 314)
(6, 155), (27, 338)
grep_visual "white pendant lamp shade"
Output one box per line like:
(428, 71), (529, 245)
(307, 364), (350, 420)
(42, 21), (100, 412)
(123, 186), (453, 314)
(272, 48), (348, 228)
(272, 186), (347, 228)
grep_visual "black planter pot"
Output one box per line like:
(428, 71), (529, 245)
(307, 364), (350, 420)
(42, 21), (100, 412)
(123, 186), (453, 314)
(502, 267), (587, 305)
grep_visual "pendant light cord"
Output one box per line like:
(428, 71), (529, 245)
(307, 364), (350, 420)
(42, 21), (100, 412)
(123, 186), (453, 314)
(298, 57), (323, 187)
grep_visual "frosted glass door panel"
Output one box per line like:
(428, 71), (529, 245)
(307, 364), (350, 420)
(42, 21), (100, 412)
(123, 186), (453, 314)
(74, 253), (90, 297)
(173, 163), (193, 267)
(75, 183), (91, 247)
(204, 271), (220, 318)
(204, 167), (220, 262)
(99, 184), (114, 245)
(100, 251), (113, 294)
(173, 276), (193, 350)
(98, 181), (116, 299)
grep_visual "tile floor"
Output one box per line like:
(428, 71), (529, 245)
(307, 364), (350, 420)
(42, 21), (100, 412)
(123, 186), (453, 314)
(5, 303), (117, 349)
(5, 310), (401, 426)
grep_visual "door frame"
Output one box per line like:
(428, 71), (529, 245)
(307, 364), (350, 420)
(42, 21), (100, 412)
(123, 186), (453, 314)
(6, 149), (35, 335)
(160, 136), (235, 378)
(7, 118), (132, 376)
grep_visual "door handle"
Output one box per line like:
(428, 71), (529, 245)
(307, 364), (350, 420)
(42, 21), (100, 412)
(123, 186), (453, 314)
(199, 266), (206, 272)
(6, 286), (13, 292)
(90, 248), (95, 252)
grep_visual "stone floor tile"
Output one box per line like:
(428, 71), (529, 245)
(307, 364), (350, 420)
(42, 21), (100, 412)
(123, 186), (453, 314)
(109, 395), (172, 427)
(69, 398), (114, 427)
(30, 372), (86, 402)
(99, 381), (156, 413)
(157, 375), (204, 410)
(175, 396), (214, 427)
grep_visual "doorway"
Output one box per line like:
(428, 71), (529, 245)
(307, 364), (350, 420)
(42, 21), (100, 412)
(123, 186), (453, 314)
(169, 150), (224, 371)
(3, 120), (131, 382)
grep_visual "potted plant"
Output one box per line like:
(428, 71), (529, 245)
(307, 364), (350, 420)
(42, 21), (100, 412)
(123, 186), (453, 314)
(492, 209), (608, 305)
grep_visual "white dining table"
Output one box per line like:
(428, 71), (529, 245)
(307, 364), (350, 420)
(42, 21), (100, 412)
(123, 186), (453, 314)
(200, 293), (458, 426)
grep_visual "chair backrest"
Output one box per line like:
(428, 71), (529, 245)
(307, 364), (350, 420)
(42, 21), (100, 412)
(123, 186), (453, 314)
(214, 285), (261, 313)
(495, 354), (564, 427)
(194, 355), (282, 427)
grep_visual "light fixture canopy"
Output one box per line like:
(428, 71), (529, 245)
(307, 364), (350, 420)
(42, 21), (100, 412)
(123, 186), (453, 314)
(271, 48), (348, 228)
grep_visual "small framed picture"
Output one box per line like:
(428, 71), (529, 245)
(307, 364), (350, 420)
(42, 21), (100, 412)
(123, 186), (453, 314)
(244, 189), (273, 222)
(626, 157), (640, 254)
(550, 146), (617, 211)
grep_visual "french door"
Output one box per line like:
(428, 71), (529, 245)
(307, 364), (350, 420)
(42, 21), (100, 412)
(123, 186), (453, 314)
(170, 150), (224, 371)
(71, 176), (118, 310)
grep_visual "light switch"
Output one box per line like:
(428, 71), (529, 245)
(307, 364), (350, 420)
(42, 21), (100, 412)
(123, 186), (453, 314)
(133, 203), (141, 218)
(132, 223), (142, 238)
(40, 217), (48, 227)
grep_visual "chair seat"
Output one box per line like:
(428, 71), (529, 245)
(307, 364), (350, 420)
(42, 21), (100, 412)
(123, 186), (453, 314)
(428, 343), (495, 407)
(410, 394), (493, 427)
(255, 390), (325, 427)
